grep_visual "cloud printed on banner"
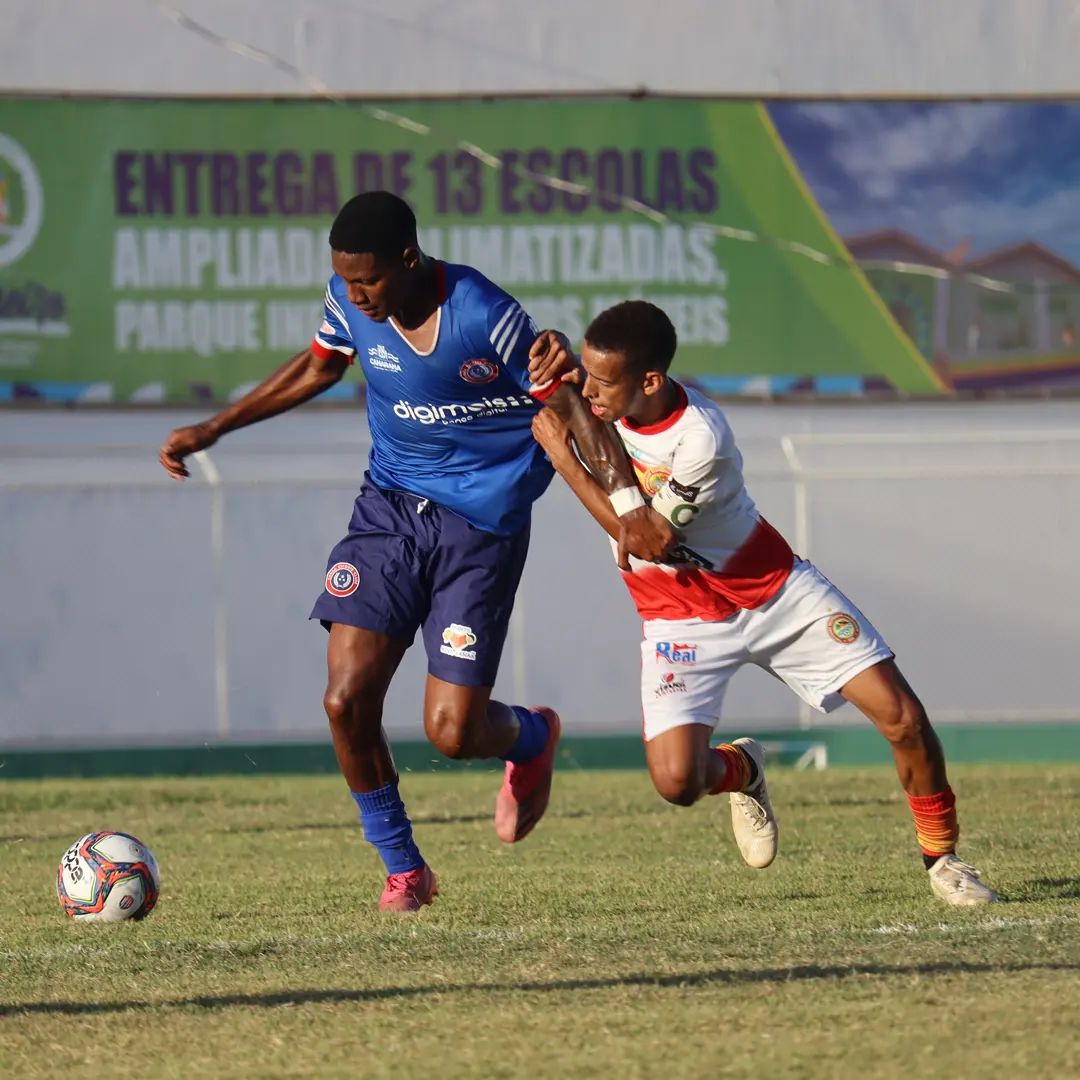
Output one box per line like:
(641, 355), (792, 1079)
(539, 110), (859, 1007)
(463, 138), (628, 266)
(769, 102), (1080, 266)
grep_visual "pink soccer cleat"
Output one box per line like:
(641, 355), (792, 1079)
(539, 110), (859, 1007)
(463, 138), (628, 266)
(379, 865), (439, 913)
(494, 706), (562, 844)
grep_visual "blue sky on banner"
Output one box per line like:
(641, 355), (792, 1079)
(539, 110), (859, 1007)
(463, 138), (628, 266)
(769, 101), (1080, 266)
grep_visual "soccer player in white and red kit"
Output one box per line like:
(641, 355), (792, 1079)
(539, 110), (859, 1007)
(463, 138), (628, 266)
(531, 300), (998, 906)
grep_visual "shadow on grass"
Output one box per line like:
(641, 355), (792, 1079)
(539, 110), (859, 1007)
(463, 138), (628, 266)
(0, 810), (593, 846)
(5, 960), (1078, 1017)
(1013, 878), (1080, 900)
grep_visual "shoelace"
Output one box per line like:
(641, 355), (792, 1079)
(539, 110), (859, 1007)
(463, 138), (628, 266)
(941, 856), (982, 880)
(731, 791), (769, 829)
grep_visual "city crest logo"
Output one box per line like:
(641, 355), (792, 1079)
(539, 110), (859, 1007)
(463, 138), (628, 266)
(0, 133), (44, 268)
(367, 343), (402, 372)
(826, 613), (861, 644)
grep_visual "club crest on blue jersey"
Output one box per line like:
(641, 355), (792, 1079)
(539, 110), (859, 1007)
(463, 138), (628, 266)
(460, 358), (499, 384)
(325, 562), (360, 597)
(655, 641), (698, 664)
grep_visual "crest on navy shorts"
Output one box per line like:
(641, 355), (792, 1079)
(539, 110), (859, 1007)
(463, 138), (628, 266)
(826, 613), (860, 644)
(440, 623), (478, 660)
(460, 358), (499, 384)
(325, 562), (360, 597)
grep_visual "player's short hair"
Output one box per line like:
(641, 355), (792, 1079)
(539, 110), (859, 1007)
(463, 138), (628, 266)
(584, 300), (678, 376)
(329, 191), (418, 260)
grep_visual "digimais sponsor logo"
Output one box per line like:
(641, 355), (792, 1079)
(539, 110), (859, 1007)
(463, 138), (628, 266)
(0, 133), (44, 268)
(393, 394), (534, 426)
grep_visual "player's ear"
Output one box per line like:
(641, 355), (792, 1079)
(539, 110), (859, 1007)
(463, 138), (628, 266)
(401, 245), (422, 270)
(642, 370), (666, 397)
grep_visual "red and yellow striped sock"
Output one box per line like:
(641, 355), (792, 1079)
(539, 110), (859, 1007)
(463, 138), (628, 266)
(907, 786), (959, 861)
(709, 743), (753, 794)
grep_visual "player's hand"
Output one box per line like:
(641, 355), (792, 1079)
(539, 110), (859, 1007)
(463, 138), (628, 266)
(531, 409), (576, 471)
(159, 421), (219, 481)
(616, 505), (678, 570)
(528, 329), (580, 391)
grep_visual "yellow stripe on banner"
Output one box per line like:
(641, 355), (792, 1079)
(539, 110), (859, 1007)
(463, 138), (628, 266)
(754, 102), (948, 395)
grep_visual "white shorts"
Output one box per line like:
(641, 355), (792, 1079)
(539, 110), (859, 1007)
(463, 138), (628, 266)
(640, 558), (894, 742)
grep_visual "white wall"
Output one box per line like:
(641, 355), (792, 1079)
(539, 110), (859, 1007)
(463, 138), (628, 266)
(4, 0), (1080, 97)
(3, 399), (1080, 749)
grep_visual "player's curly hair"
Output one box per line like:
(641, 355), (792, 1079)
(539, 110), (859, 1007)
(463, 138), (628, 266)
(329, 191), (418, 259)
(584, 300), (677, 375)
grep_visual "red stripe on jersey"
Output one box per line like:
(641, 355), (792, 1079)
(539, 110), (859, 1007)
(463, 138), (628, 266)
(311, 338), (356, 364)
(622, 518), (794, 621)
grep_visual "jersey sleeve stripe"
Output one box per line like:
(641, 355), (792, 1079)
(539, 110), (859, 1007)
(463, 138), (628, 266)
(489, 303), (520, 348)
(499, 310), (528, 363)
(495, 308), (526, 359)
(324, 291), (352, 337)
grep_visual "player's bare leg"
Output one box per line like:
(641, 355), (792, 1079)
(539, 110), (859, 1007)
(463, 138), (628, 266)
(841, 658), (997, 905)
(324, 623), (438, 912)
(424, 677), (561, 843)
(645, 725), (778, 868)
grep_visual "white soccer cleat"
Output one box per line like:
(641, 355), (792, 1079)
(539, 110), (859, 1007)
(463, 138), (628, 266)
(728, 737), (779, 869)
(927, 854), (999, 906)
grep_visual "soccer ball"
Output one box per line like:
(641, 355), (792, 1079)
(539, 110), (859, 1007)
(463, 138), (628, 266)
(57, 831), (160, 922)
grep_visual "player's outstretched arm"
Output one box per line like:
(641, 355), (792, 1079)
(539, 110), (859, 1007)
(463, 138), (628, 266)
(529, 331), (676, 568)
(532, 410), (621, 542)
(158, 346), (349, 480)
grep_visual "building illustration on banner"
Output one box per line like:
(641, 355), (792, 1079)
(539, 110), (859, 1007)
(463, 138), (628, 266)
(848, 229), (1080, 391)
(770, 100), (1080, 392)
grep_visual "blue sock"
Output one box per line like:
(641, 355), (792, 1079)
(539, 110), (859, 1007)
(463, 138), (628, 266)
(501, 706), (550, 764)
(352, 780), (425, 875)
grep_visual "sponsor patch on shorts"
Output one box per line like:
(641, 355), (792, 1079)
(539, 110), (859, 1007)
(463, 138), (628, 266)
(654, 671), (688, 697)
(826, 612), (860, 644)
(655, 641), (698, 664)
(440, 622), (478, 660)
(325, 562), (360, 597)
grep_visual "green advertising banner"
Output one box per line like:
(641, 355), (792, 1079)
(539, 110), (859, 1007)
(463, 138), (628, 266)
(0, 98), (943, 403)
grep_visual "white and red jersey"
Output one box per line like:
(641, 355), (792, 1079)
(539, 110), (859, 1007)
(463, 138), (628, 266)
(613, 382), (794, 621)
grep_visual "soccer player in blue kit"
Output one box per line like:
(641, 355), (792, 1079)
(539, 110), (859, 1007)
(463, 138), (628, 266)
(159, 192), (674, 912)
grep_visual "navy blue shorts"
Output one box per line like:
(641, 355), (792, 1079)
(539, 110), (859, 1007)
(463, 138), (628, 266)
(310, 476), (530, 687)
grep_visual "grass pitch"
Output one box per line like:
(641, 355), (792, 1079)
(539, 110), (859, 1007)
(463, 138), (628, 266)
(1, 763), (1078, 1079)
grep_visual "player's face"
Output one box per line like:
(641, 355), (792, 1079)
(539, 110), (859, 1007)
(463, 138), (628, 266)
(331, 250), (409, 322)
(580, 344), (644, 422)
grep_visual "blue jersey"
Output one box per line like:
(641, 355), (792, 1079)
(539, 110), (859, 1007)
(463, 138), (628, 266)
(311, 262), (555, 536)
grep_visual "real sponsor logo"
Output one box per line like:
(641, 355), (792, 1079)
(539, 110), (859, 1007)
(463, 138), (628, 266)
(440, 622), (477, 661)
(367, 343), (402, 372)
(460, 357), (499, 384)
(393, 394), (533, 426)
(655, 641), (698, 664)
(325, 561), (360, 597)
(654, 671), (688, 697)
(826, 612), (861, 644)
